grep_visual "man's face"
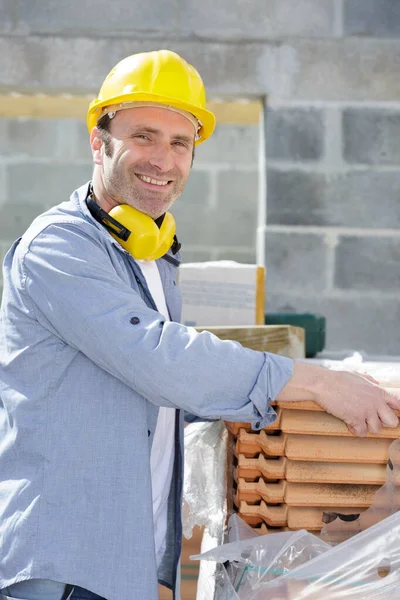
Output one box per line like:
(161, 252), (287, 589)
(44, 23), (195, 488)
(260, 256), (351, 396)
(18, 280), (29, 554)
(92, 106), (195, 219)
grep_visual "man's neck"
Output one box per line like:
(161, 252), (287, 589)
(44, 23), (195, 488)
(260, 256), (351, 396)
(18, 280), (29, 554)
(91, 176), (119, 214)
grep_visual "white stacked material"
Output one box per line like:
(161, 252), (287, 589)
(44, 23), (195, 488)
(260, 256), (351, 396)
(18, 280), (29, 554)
(179, 261), (265, 327)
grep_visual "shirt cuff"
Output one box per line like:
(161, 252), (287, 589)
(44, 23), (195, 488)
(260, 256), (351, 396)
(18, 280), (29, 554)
(248, 353), (294, 431)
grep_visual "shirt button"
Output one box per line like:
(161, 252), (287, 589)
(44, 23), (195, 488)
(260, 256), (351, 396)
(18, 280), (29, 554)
(255, 422), (261, 428)
(130, 316), (140, 325)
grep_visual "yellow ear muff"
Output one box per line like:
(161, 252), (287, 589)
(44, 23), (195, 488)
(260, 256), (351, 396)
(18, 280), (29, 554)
(108, 204), (176, 261)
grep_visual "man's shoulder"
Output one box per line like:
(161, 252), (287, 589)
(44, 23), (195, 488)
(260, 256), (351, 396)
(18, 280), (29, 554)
(19, 184), (103, 255)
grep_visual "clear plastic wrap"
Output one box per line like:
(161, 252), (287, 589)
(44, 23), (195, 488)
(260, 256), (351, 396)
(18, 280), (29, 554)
(193, 511), (400, 599)
(192, 514), (330, 599)
(183, 421), (229, 600)
(182, 420), (228, 540)
(227, 513), (262, 543)
(250, 509), (400, 599)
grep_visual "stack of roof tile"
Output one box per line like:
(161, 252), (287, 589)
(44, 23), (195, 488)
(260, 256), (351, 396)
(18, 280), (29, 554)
(229, 400), (400, 533)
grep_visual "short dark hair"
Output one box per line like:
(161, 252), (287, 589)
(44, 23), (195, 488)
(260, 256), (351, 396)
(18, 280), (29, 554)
(96, 114), (113, 157)
(96, 113), (112, 132)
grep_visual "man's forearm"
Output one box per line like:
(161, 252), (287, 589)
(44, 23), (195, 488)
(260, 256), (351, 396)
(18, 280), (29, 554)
(276, 362), (329, 403)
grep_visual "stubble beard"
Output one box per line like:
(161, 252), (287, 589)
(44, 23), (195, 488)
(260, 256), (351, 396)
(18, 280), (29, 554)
(107, 164), (187, 219)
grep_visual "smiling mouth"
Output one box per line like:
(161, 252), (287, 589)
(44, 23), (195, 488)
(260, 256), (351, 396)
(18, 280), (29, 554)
(136, 174), (172, 187)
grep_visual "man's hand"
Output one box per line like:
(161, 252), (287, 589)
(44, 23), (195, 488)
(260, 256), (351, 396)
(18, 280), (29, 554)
(316, 370), (400, 436)
(277, 363), (400, 437)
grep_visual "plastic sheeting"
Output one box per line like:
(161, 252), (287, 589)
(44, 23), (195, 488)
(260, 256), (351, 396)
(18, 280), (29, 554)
(183, 420), (229, 600)
(193, 511), (400, 599)
(182, 420), (228, 541)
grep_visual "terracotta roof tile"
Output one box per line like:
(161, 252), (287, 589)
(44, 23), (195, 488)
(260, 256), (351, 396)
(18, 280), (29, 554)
(235, 454), (388, 485)
(238, 500), (366, 530)
(235, 429), (393, 463)
(235, 478), (379, 506)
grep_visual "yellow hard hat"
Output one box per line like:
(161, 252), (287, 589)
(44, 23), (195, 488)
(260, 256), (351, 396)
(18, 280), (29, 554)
(87, 49), (216, 144)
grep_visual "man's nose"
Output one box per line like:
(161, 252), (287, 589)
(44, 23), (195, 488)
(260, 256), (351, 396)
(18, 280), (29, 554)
(148, 143), (174, 173)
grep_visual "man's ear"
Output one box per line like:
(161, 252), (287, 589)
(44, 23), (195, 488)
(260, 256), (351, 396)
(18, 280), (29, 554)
(90, 127), (103, 165)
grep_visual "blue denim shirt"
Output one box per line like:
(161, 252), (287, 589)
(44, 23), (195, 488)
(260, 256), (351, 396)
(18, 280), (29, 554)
(0, 183), (293, 600)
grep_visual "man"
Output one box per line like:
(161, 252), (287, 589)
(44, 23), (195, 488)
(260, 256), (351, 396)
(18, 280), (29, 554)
(0, 49), (399, 600)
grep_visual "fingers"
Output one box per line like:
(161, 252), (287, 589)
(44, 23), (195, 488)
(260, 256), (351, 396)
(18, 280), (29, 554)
(349, 405), (399, 438)
(383, 388), (400, 411)
(378, 404), (399, 429)
(347, 421), (368, 437)
(366, 414), (384, 435)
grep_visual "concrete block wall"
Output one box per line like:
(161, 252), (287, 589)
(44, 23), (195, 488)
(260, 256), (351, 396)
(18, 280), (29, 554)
(178, 125), (260, 264)
(265, 103), (400, 355)
(1, 0), (400, 354)
(0, 118), (92, 237)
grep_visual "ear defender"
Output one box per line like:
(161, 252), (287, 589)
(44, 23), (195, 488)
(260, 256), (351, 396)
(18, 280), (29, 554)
(108, 204), (176, 261)
(86, 196), (177, 261)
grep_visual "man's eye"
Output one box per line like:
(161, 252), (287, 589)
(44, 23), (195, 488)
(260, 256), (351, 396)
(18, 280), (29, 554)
(135, 134), (149, 140)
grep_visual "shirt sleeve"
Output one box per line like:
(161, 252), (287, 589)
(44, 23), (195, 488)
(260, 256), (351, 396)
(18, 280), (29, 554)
(22, 222), (294, 429)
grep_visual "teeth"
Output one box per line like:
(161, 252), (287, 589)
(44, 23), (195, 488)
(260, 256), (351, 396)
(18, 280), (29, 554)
(137, 175), (169, 186)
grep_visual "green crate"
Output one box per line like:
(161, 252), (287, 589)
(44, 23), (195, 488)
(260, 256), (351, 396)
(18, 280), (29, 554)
(265, 313), (326, 358)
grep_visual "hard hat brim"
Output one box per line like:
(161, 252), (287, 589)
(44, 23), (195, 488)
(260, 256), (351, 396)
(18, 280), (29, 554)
(87, 92), (216, 144)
